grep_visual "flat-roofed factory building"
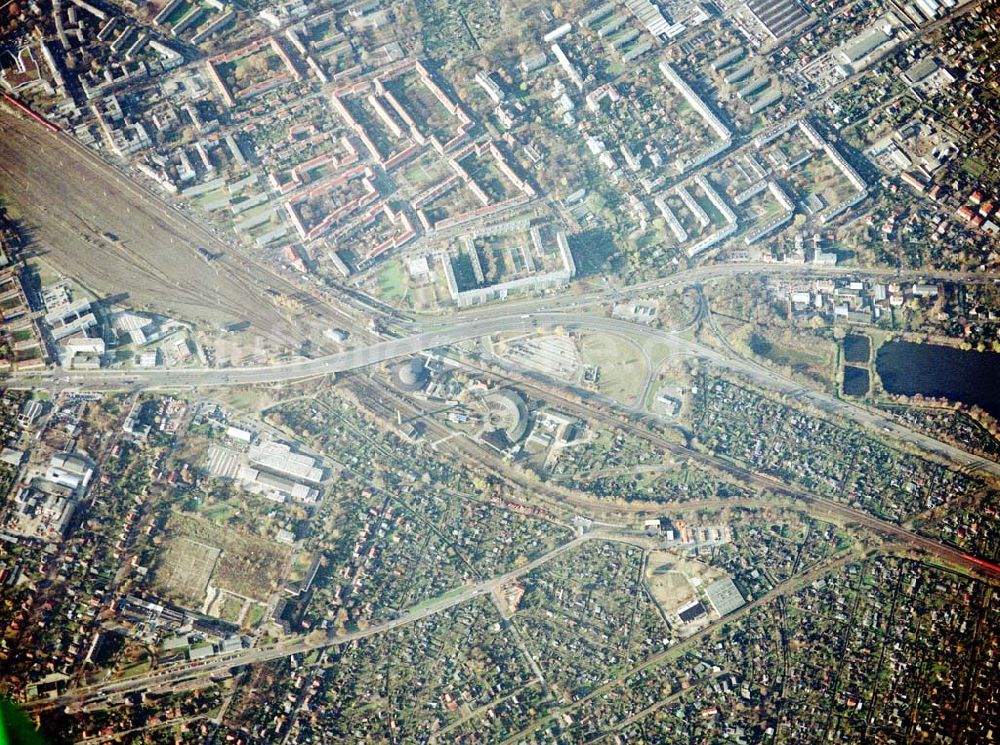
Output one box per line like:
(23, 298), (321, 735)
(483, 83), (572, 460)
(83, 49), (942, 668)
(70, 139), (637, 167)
(744, 0), (811, 40)
(248, 441), (324, 484)
(705, 577), (746, 616)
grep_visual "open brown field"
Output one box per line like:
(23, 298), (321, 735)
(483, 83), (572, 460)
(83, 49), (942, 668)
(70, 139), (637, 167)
(157, 512), (291, 603)
(645, 552), (725, 613)
(0, 108), (324, 349)
(152, 536), (221, 608)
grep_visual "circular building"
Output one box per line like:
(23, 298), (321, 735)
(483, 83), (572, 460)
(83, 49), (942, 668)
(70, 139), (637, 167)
(395, 357), (428, 392)
(484, 389), (530, 443)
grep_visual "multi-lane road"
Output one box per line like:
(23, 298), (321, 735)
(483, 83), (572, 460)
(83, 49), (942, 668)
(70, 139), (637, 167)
(411, 261), (998, 326)
(4, 0), (996, 719)
(6, 255), (994, 387)
(8, 304), (1000, 481)
(12, 293), (999, 713)
(5, 314), (537, 388)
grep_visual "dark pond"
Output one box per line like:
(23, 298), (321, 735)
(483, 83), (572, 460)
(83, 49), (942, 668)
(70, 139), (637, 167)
(843, 334), (871, 364)
(876, 341), (1000, 418)
(843, 365), (870, 396)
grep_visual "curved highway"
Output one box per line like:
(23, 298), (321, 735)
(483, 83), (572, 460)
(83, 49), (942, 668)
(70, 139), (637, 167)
(7, 310), (1000, 482)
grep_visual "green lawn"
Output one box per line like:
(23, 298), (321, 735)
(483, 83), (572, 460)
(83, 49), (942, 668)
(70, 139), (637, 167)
(200, 499), (238, 525)
(377, 260), (407, 302)
(163, 0), (192, 27)
(246, 604), (266, 628)
(962, 157), (987, 178)
(579, 333), (647, 404)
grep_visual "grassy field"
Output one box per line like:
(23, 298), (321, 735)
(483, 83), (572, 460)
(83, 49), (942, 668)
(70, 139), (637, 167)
(579, 333), (647, 404)
(246, 604), (266, 628)
(962, 157), (986, 178)
(217, 594), (245, 624)
(199, 499), (239, 525)
(189, 187), (229, 211)
(641, 340), (674, 368)
(646, 569), (696, 611)
(400, 152), (450, 191)
(377, 259), (407, 302)
(25, 258), (61, 287)
(748, 330), (836, 386)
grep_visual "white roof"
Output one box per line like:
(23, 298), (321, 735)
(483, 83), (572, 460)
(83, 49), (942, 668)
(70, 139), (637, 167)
(248, 441), (323, 483)
(226, 426), (253, 442)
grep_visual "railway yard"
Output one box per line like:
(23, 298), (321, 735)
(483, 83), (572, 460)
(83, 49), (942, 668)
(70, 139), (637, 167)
(0, 110), (331, 351)
(1, 0), (1000, 740)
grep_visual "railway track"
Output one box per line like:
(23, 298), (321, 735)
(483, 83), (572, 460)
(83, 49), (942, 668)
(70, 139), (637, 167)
(449, 355), (1000, 581)
(0, 106), (374, 348)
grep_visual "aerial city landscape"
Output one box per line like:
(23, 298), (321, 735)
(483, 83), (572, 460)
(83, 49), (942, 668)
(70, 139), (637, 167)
(0, 0), (998, 740)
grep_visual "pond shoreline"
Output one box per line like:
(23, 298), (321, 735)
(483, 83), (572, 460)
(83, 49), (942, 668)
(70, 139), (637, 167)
(876, 340), (1000, 419)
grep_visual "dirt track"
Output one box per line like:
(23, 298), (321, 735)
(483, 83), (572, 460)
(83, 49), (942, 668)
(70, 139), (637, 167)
(0, 107), (319, 349)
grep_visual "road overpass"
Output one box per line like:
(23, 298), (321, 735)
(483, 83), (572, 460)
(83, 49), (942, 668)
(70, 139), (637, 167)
(11, 310), (1000, 714)
(6, 310), (1000, 482)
